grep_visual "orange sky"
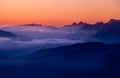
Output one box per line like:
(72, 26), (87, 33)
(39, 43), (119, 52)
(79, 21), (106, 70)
(0, 0), (120, 26)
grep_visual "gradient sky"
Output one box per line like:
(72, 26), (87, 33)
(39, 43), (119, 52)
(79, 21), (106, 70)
(0, 0), (120, 26)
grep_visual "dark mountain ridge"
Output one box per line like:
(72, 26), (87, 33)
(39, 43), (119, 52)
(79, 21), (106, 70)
(24, 42), (120, 78)
(31, 42), (120, 57)
(93, 19), (120, 43)
(0, 30), (16, 37)
(63, 19), (120, 30)
(0, 42), (120, 78)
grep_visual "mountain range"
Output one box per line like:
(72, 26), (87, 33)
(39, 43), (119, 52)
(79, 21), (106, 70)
(64, 19), (120, 43)
(93, 19), (120, 43)
(0, 19), (120, 78)
(1, 19), (120, 44)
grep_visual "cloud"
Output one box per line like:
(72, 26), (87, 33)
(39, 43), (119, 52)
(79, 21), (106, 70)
(1, 25), (97, 40)
(0, 24), (98, 56)
(0, 37), (83, 49)
(0, 36), (84, 56)
(0, 25), (98, 49)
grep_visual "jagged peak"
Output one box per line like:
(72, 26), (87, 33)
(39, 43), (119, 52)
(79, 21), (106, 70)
(78, 21), (85, 25)
(95, 22), (104, 25)
(72, 22), (78, 26)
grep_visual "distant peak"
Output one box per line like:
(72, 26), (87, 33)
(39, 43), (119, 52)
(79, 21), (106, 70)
(78, 21), (85, 25)
(107, 19), (120, 24)
(95, 22), (104, 26)
(19, 23), (42, 26)
(108, 19), (116, 23)
(72, 22), (78, 26)
(71, 21), (86, 26)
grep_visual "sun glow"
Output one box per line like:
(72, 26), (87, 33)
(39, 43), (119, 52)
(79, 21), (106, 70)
(0, 0), (120, 26)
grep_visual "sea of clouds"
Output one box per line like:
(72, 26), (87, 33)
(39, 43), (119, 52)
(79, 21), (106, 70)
(0, 25), (98, 56)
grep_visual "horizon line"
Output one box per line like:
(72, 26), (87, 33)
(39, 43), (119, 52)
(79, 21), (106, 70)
(0, 18), (120, 27)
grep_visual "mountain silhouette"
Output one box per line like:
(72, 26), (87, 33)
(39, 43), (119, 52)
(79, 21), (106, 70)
(23, 42), (120, 78)
(30, 42), (120, 58)
(19, 23), (42, 26)
(93, 19), (120, 43)
(0, 30), (15, 37)
(64, 19), (120, 29)
(0, 42), (120, 78)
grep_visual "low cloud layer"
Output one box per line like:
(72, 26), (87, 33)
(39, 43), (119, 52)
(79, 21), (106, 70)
(0, 19), (120, 55)
(0, 25), (97, 56)
(1, 26), (97, 40)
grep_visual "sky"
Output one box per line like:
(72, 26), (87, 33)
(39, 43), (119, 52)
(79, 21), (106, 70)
(0, 0), (120, 26)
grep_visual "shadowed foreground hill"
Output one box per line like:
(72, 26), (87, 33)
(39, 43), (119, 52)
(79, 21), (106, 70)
(30, 42), (120, 69)
(0, 42), (120, 78)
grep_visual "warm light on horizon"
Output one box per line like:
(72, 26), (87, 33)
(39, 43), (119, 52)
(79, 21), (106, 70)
(0, 0), (120, 26)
